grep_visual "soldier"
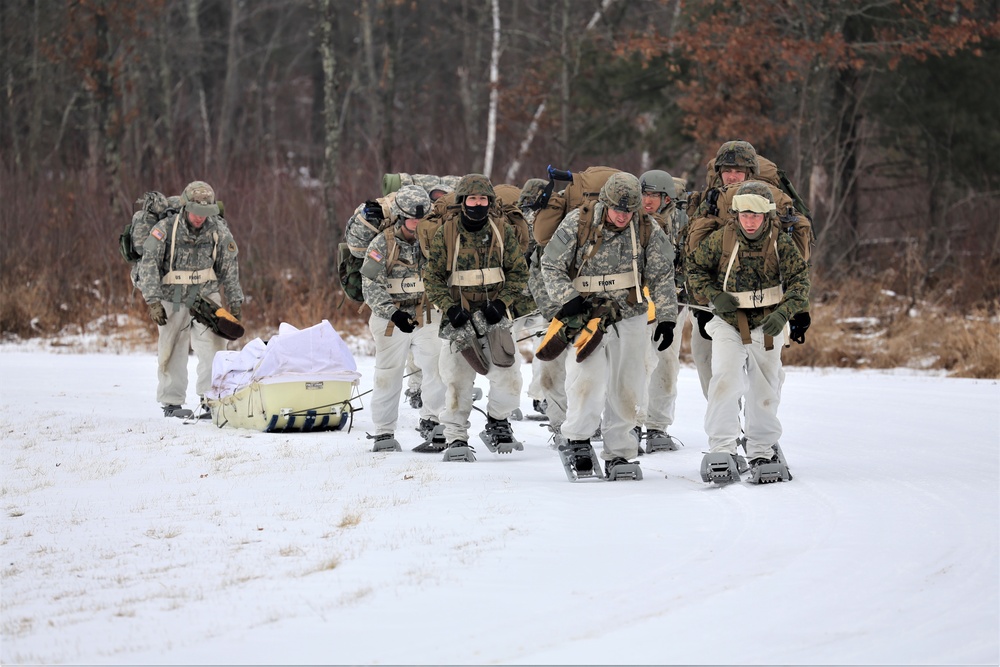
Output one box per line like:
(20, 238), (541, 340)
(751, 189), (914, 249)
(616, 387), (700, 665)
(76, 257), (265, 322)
(424, 174), (529, 462)
(635, 169), (691, 453)
(360, 185), (446, 452)
(684, 140), (814, 395)
(686, 181), (810, 484)
(540, 172), (677, 480)
(137, 180), (243, 419)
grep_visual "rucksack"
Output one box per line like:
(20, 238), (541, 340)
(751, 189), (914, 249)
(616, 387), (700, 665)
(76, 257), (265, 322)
(532, 165), (620, 249)
(416, 188), (530, 260)
(698, 154), (812, 221)
(119, 192), (175, 264)
(338, 194), (397, 303)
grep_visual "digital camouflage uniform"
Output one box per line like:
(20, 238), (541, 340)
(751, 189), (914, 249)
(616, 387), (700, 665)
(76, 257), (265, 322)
(635, 170), (694, 439)
(540, 173), (677, 462)
(424, 174), (529, 446)
(361, 186), (445, 439)
(686, 181), (810, 462)
(137, 181), (243, 410)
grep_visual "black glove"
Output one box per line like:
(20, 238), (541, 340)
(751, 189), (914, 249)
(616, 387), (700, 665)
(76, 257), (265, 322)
(706, 188), (720, 217)
(484, 299), (506, 324)
(390, 309), (417, 333)
(789, 311), (811, 345)
(363, 200), (384, 224)
(147, 301), (167, 326)
(557, 295), (586, 319)
(447, 305), (470, 328)
(652, 321), (675, 351)
(695, 309), (713, 340)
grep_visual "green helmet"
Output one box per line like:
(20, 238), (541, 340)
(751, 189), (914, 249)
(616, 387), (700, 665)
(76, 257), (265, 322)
(454, 173), (496, 203)
(714, 140), (759, 177)
(518, 178), (548, 210)
(598, 172), (641, 214)
(639, 169), (677, 200)
(181, 180), (220, 217)
(391, 185), (431, 221)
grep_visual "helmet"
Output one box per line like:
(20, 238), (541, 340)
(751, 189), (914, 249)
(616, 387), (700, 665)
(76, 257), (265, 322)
(731, 181), (776, 213)
(391, 185), (431, 221)
(714, 140), (759, 176)
(181, 181), (219, 217)
(598, 172), (641, 214)
(639, 170), (677, 200)
(518, 178), (547, 210)
(454, 173), (496, 203)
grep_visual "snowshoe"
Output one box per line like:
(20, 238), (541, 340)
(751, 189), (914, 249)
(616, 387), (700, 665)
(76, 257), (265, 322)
(416, 418), (439, 440)
(442, 440), (476, 462)
(405, 388), (423, 409)
(645, 429), (681, 453)
(369, 433), (402, 453)
(471, 387), (483, 401)
(196, 401), (212, 420)
(605, 456), (643, 481)
(163, 404), (194, 419)
(412, 423), (448, 453)
(557, 440), (603, 482)
(700, 452), (748, 485)
(532, 399), (547, 416)
(479, 416), (522, 454)
(747, 444), (792, 484)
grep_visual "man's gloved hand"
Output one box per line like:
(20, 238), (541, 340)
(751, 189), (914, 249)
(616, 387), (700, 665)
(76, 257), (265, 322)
(695, 309), (713, 340)
(789, 311), (811, 344)
(761, 311), (789, 337)
(712, 292), (740, 314)
(652, 321), (675, 351)
(447, 305), (470, 328)
(229, 304), (242, 321)
(390, 309), (417, 333)
(148, 301), (167, 326)
(483, 299), (506, 325)
(557, 295), (586, 319)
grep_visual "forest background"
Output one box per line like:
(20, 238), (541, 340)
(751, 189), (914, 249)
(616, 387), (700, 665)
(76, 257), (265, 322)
(1, 0), (997, 378)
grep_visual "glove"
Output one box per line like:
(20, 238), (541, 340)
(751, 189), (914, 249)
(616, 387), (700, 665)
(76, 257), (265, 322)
(229, 304), (241, 321)
(483, 299), (506, 325)
(147, 301), (167, 326)
(557, 295), (586, 319)
(694, 309), (713, 340)
(712, 292), (740, 314)
(447, 305), (470, 328)
(652, 321), (675, 351)
(363, 200), (384, 223)
(390, 309), (417, 333)
(760, 311), (789, 337)
(789, 311), (811, 344)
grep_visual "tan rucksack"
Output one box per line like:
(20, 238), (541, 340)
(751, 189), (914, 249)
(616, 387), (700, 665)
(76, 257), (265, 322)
(532, 166), (620, 248)
(416, 187), (530, 260)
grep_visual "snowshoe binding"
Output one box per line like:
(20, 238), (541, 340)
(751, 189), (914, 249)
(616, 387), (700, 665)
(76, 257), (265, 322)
(479, 416), (523, 454)
(747, 443), (792, 484)
(645, 429), (681, 453)
(700, 452), (748, 485)
(557, 439), (603, 482)
(416, 418), (439, 440)
(369, 433), (402, 453)
(412, 423), (448, 453)
(442, 440), (476, 462)
(605, 456), (643, 481)
(163, 404), (194, 419)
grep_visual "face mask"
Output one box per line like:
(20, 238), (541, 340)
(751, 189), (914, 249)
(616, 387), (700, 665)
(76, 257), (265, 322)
(464, 204), (489, 222)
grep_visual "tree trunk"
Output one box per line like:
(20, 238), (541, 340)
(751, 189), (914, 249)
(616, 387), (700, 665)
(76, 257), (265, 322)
(482, 0), (501, 179)
(187, 0), (212, 172)
(215, 0), (242, 167)
(318, 0), (341, 279)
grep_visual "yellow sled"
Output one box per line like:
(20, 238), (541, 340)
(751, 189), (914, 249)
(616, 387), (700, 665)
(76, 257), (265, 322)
(208, 377), (355, 432)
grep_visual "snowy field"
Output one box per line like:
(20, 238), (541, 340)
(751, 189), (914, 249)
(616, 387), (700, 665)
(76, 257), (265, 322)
(1, 340), (998, 665)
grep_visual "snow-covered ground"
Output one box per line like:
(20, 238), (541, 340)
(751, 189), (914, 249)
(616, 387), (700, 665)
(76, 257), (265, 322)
(1, 338), (997, 665)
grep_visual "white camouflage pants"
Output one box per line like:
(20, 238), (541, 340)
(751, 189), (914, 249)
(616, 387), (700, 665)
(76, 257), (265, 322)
(155, 294), (226, 406)
(704, 316), (785, 461)
(438, 335), (522, 444)
(368, 312), (446, 436)
(562, 314), (647, 461)
(689, 308), (713, 399)
(637, 306), (684, 433)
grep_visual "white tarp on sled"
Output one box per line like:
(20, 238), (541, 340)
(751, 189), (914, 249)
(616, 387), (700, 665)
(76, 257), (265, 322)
(205, 320), (361, 432)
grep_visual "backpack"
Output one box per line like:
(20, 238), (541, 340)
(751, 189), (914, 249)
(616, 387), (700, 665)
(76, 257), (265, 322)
(532, 166), (620, 249)
(416, 188), (530, 261)
(700, 154), (812, 220)
(338, 194), (397, 303)
(119, 192), (175, 264)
